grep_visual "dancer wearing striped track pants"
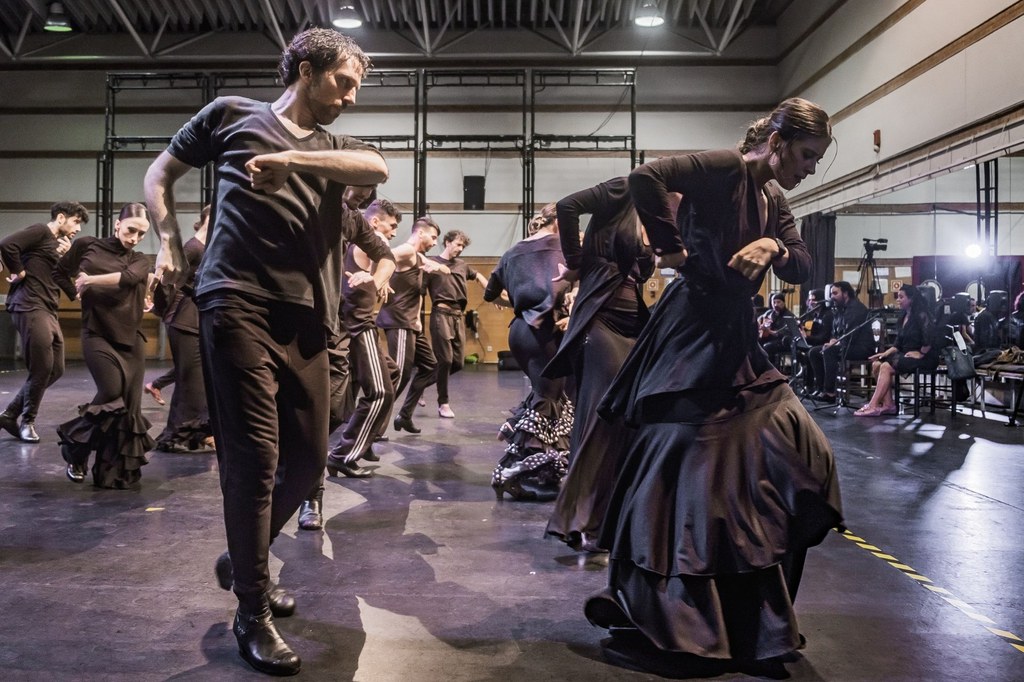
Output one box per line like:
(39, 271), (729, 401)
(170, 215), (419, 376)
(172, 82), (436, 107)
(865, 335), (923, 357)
(326, 199), (403, 479)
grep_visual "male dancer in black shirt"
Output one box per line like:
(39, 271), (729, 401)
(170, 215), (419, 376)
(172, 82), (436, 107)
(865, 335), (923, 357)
(0, 201), (88, 442)
(144, 29), (391, 676)
(325, 198), (402, 478)
(424, 230), (487, 419)
(378, 217), (447, 435)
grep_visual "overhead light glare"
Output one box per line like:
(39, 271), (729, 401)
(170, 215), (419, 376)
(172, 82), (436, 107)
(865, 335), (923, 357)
(965, 243), (983, 259)
(634, 2), (665, 28)
(333, 5), (363, 29)
(44, 2), (73, 33)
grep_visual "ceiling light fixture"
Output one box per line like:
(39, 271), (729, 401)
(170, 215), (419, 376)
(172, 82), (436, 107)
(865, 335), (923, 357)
(332, 5), (363, 30)
(634, 2), (665, 28)
(44, 2), (73, 33)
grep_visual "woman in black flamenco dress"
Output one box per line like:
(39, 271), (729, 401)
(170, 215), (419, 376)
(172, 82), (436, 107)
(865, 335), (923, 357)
(484, 204), (574, 501)
(56, 203), (156, 488)
(543, 177), (655, 551)
(587, 98), (844, 669)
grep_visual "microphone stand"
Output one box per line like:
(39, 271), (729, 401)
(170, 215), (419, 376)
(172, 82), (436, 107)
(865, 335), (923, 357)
(824, 314), (880, 416)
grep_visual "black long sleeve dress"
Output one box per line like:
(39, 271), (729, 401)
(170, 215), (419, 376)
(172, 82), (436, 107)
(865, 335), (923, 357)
(154, 236), (212, 451)
(55, 236), (156, 489)
(543, 177), (655, 550)
(484, 232), (573, 501)
(591, 150), (843, 661)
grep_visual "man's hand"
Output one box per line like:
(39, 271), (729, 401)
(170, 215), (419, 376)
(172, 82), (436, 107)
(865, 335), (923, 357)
(6, 270), (25, 284)
(422, 259), (450, 275)
(56, 236), (72, 256)
(155, 241), (188, 288)
(554, 317), (570, 332)
(345, 270), (374, 288)
(246, 152), (293, 193)
(74, 272), (92, 296)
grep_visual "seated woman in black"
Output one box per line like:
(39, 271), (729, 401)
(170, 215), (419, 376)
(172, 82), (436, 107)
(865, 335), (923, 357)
(855, 283), (938, 417)
(56, 202), (156, 487)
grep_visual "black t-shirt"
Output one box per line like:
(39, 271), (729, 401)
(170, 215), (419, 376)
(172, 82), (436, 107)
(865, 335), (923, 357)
(425, 256), (479, 311)
(55, 236), (150, 347)
(0, 223), (64, 314)
(166, 96), (385, 330)
(377, 266), (423, 331)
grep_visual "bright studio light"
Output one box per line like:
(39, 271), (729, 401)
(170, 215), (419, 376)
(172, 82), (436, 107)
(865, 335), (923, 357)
(634, 2), (665, 27)
(332, 5), (363, 29)
(965, 243), (983, 258)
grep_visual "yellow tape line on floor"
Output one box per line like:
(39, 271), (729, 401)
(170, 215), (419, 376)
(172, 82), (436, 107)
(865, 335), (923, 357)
(839, 528), (1023, 655)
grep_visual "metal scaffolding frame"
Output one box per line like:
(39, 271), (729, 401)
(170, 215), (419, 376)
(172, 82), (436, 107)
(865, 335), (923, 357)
(99, 69), (420, 234)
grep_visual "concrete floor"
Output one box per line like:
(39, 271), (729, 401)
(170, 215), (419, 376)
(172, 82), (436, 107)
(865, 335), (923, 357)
(0, 362), (1022, 681)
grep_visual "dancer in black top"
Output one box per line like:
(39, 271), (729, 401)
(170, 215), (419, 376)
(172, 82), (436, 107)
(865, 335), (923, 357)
(587, 98), (843, 673)
(55, 203), (156, 488)
(543, 177), (655, 552)
(152, 205), (213, 452)
(377, 217), (447, 435)
(0, 201), (87, 442)
(424, 230), (487, 419)
(144, 28), (391, 676)
(325, 198), (400, 478)
(484, 204), (573, 501)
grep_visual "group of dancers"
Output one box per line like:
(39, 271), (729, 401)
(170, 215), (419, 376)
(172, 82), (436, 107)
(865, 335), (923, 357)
(1, 27), (844, 678)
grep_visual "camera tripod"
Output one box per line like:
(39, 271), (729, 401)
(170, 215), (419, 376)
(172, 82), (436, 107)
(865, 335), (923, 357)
(856, 246), (885, 309)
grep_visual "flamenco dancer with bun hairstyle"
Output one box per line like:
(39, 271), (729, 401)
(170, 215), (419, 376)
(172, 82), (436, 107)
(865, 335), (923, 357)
(587, 98), (844, 674)
(55, 202), (157, 488)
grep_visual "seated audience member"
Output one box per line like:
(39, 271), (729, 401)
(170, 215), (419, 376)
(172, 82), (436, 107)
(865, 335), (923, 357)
(1009, 290), (1024, 348)
(973, 291), (1009, 350)
(757, 292), (794, 364)
(807, 280), (875, 403)
(855, 284), (938, 417)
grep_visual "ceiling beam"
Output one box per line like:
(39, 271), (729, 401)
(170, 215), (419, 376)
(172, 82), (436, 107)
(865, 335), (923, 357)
(107, 0), (152, 58)
(258, 0), (288, 51)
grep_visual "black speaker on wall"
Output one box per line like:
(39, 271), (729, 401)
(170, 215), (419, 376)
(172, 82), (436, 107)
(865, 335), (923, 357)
(463, 175), (485, 210)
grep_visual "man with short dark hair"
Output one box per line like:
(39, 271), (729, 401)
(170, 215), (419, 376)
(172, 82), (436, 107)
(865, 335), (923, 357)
(807, 280), (874, 402)
(378, 217), (446, 435)
(424, 229), (487, 419)
(0, 201), (88, 442)
(144, 28), (391, 676)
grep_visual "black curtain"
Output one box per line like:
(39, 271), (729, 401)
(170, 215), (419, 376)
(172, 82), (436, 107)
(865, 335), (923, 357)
(799, 212), (836, 307)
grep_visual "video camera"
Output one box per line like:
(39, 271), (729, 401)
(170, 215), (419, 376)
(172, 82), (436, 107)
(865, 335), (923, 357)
(863, 238), (888, 254)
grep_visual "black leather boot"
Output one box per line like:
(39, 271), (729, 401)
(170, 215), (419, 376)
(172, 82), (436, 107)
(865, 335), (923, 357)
(216, 552), (296, 617)
(297, 499), (323, 531)
(393, 415), (421, 434)
(233, 601), (300, 676)
(0, 410), (19, 438)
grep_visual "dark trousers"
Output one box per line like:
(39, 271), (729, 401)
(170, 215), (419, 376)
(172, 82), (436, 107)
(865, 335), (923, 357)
(430, 308), (465, 405)
(385, 327), (437, 420)
(508, 317), (564, 417)
(200, 302), (329, 610)
(339, 328), (398, 462)
(7, 310), (64, 422)
(808, 343), (870, 394)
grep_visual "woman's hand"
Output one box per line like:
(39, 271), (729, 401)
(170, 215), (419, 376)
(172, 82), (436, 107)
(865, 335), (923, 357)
(74, 272), (91, 295)
(657, 250), (687, 270)
(904, 350), (924, 360)
(727, 238), (777, 281)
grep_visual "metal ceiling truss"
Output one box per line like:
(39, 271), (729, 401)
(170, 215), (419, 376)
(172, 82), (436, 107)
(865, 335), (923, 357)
(0, 0), (787, 63)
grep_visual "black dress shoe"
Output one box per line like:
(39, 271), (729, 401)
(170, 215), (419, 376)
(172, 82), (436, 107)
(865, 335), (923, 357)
(0, 411), (19, 438)
(818, 393), (837, 404)
(65, 463), (86, 483)
(19, 422), (40, 443)
(373, 434), (389, 443)
(361, 447), (380, 462)
(326, 457), (373, 478)
(233, 604), (301, 676)
(393, 415), (421, 434)
(297, 500), (323, 531)
(215, 552), (297, 618)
